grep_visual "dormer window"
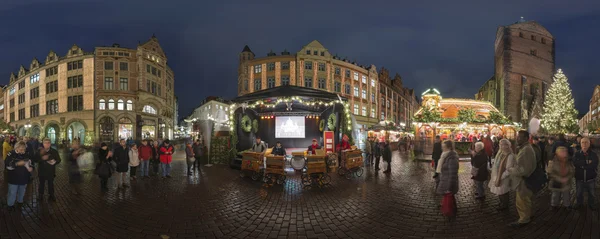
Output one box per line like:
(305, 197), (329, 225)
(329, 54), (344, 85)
(306, 50), (310, 54)
(71, 50), (77, 55)
(320, 52), (325, 56)
(313, 50), (318, 55)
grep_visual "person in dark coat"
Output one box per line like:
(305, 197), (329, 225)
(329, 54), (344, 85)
(271, 142), (287, 156)
(113, 139), (130, 188)
(34, 138), (61, 201)
(572, 137), (598, 210)
(68, 141), (85, 195)
(553, 134), (572, 156)
(436, 140), (460, 218)
(432, 136), (443, 178)
(96, 143), (113, 191)
(471, 141), (490, 200)
(5, 141), (33, 211)
(151, 141), (160, 176)
(192, 139), (203, 170)
(382, 140), (392, 173)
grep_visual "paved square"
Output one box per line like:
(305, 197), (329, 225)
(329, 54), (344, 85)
(1, 150), (598, 239)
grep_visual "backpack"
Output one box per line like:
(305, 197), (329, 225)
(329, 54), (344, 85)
(524, 148), (548, 194)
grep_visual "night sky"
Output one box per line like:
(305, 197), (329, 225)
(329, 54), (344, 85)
(1, 1), (599, 119)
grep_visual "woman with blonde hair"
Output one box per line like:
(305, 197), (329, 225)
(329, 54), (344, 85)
(547, 146), (574, 210)
(488, 139), (516, 211)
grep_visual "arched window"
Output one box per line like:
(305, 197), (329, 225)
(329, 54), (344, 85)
(126, 100), (133, 111)
(143, 105), (156, 114)
(117, 99), (124, 110)
(99, 99), (106, 110)
(108, 99), (115, 110)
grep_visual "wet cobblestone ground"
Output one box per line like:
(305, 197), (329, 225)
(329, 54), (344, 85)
(0, 150), (598, 239)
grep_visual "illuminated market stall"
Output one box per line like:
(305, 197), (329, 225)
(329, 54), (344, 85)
(413, 88), (520, 155)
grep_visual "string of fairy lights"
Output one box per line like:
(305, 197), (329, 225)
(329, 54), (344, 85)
(228, 96), (353, 131)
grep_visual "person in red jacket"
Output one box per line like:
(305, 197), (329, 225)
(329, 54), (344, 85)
(138, 140), (153, 178)
(337, 134), (352, 152)
(159, 139), (175, 178)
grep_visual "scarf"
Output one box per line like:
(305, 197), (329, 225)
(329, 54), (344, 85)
(436, 151), (449, 173)
(495, 152), (509, 187)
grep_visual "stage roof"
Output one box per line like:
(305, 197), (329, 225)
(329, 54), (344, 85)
(232, 85), (346, 103)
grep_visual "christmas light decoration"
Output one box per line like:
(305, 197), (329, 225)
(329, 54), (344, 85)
(541, 69), (579, 134)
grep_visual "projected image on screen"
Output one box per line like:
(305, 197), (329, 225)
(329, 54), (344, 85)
(275, 116), (306, 138)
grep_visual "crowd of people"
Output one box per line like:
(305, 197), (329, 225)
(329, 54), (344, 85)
(2, 135), (207, 211)
(430, 131), (598, 226)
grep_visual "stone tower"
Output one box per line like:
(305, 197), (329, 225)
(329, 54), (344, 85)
(238, 45), (254, 96)
(494, 18), (555, 125)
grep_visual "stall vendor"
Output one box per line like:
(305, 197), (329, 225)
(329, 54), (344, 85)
(337, 134), (352, 152)
(251, 137), (266, 153)
(307, 139), (322, 155)
(272, 142), (286, 156)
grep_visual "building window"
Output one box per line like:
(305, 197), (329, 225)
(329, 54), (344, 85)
(371, 93), (375, 101)
(345, 84), (351, 94)
(143, 105), (157, 114)
(353, 72), (359, 81)
(530, 49), (537, 56)
(18, 93), (25, 104)
(345, 70), (350, 77)
(281, 62), (290, 70)
(304, 61), (312, 70)
(30, 73), (40, 84)
(117, 99), (124, 110)
(243, 79), (249, 91)
(67, 95), (83, 112)
(254, 79), (262, 91)
(158, 86), (161, 96)
(67, 75), (83, 89)
(387, 100), (390, 108)
(119, 62), (128, 71)
(10, 112), (15, 122)
(371, 108), (375, 118)
(45, 66), (58, 77)
(30, 104), (39, 118)
(304, 77), (313, 88)
(108, 99), (115, 110)
(280, 76), (289, 86)
(9, 86), (16, 95)
(362, 89), (367, 99)
(362, 76), (367, 84)
(46, 81), (58, 94)
(46, 100), (58, 115)
(334, 82), (341, 92)
(127, 100), (133, 111)
(30, 87), (39, 99)
(354, 86), (359, 97)
(371, 79), (375, 87)
(146, 64), (151, 73)
(335, 67), (340, 75)
(318, 78), (326, 89)
(267, 63), (275, 71)
(541, 38), (546, 44)
(267, 78), (275, 88)
(318, 63), (325, 71)
(306, 50), (310, 55)
(67, 60), (83, 70)
(519, 32), (523, 38)
(104, 61), (113, 70)
(362, 106), (367, 116)
(119, 78), (128, 90)
(354, 104), (359, 114)
(99, 99), (106, 110)
(313, 50), (318, 55)
(18, 108), (25, 120)
(531, 35), (536, 41)
(254, 65), (262, 73)
(0, 104), (3, 110)
(18, 81), (25, 89)
(104, 77), (114, 90)
(151, 67), (157, 76)
(381, 112), (385, 120)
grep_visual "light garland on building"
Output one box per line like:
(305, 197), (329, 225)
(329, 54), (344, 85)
(228, 97), (352, 131)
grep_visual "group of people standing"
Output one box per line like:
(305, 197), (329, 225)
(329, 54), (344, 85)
(364, 137), (393, 173)
(431, 131), (598, 227)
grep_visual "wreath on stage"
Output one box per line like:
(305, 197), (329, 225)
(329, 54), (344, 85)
(327, 114), (336, 131)
(319, 119), (325, 132)
(252, 119), (259, 133)
(241, 115), (252, 133)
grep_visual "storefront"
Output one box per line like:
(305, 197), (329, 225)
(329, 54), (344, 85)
(118, 118), (134, 140)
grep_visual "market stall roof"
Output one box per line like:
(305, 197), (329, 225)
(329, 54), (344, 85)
(232, 85), (346, 103)
(415, 97), (502, 119)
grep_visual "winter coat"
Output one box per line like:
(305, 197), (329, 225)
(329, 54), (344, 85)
(185, 146), (194, 159)
(159, 144), (175, 164)
(3, 141), (13, 160)
(364, 140), (372, 154)
(436, 151), (459, 195)
(546, 159), (575, 192)
(531, 143), (542, 165)
(192, 143), (203, 157)
(507, 144), (537, 194)
(129, 148), (140, 167)
(138, 145), (152, 161)
(572, 149), (599, 182)
(5, 150), (33, 185)
(483, 138), (494, 158)
(272, 146), (286, 156)
(113, 146), (130, 172)
(382, 143), (392, 162)
(96, 148), (113, 178)
(432, 141), (442, 168)
(471, 150), (489, 182)
(488, 152), (516, 196)
(34, 147), (61, 178)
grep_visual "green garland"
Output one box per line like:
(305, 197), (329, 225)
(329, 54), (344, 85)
(241, 115), (252, 132)
(230, 116), (238, 159)
(252, 119), (259, 133)
(319, 119), (325, 132)
(327, 114), (336, 131)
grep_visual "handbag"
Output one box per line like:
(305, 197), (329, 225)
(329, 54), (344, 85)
(441, 193), (456, 217)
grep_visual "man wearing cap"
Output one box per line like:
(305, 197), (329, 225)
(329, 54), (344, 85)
(307, 139), (321, 155)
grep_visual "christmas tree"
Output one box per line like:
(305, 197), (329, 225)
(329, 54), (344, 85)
(541, 69), (579, 134)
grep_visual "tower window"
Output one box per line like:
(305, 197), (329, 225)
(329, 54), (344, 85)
(541, 38), (546, 44)
(530, 49), (537, 56)
(531, 35), (536, 41)
(519, 32), (523, 38)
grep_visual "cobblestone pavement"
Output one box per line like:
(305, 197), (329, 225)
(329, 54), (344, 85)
(0, 150), (598, 239)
